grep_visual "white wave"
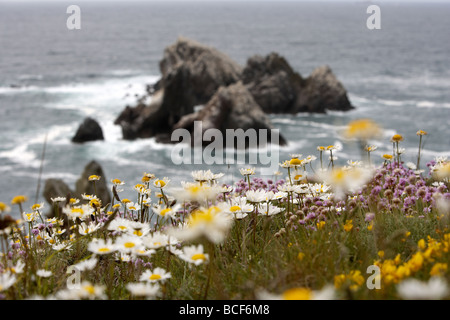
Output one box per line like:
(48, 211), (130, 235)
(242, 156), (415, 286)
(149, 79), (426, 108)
(353, 74), (450, 90)
(415, 101), (450, 109)
(377, 99), (405, 107)
(271, 117), (298, 125)
(27, 124), (79, 146)
(296, 120), (346, 131)
(0, 165), (15, 172)
(18, 74), (43, 81)
(9, 170), (79, 182)
(0, 85), (40, 94)
(104, 69), (141, 77)
(416, 101), (436, 108)
(0, 144), (40, 168)
(348, 94), (372, 104)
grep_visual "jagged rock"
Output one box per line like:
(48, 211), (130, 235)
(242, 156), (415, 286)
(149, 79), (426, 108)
(242, 53), (353, 113)
(173, 82), (287, 147)
(159, 37), (243, 105)
(72, 117), (104, 143)
(42, 178), (73, 206)
(296, 65), (354, 113)
(114, 37), (242, 140)
(114, 39), (354, 144)
(242, 53), (304, 114)
(74, 160), (111, 206)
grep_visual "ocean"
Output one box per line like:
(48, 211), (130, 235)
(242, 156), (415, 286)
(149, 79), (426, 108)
(1, 1), (449, 217)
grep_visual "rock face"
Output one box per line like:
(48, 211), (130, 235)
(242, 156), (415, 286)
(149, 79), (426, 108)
(114, 37), (242, 141)
(242, 53), (305, 114)
(295, 65), (354, 113)
(75, 160), (112, 206)
(114, 38), (354, 144)
(72, 117), (104, 143)
(173, 82), (287, 147)
(43, 179), (73, 205)
(242, 53), (353, 114)
(43, 161), (112, 210)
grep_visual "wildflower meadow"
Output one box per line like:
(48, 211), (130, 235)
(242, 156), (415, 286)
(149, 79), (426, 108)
(0, 119), (449, 302)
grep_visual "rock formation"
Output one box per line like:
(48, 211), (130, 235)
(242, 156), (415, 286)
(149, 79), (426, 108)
(114, 37), (242, 141)
(74, 160), (111, 206)
(71, 117), (104, 143)
(173, 82), (287, 147)
(43, 160), (112, 211)
(242, 53), (353, 114)
(114, 38), (354, 145)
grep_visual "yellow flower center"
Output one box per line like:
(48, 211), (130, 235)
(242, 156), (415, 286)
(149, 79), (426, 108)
(188, 206), (220, 227)
(160, 208), (171, 216)
(229, 205), (241, 212)
(149, 274), (162, 281)
(72, 208), (84, 215)
(391, 134), (403, 142)
(133, 230), (143, 237)
(345, 119), (381, 139)
(416, 130), (427, 136)
(83, 285), (96, 295)
(11, 195), (28, 205)
(282, 288), (312, 300)
(98, 247), (110, 253)
(124, 242), (135, 248)
(0, 202), (8, 212)
(191, 253), (206, 261)
(289, 158), (302, 166)
(155, 180), (166, 188)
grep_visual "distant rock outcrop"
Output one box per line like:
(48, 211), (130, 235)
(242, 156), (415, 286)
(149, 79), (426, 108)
(72, 117), (104, 143)
(43, 161), (112, 211)
(296, 65), (354, 113)
(43, 178), (73, 205)
(114, 37), (242, 141)
(242, 53), (305, 114)
(173, 82), (287, 147)
(114, 38), (354, 145)
(75, 160), (111, 206)
(242, 53), (353, 114)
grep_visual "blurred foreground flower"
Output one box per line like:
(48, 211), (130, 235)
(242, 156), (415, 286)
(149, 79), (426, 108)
(318, 167), (373, 200)
(257, 285), (336, 300)
(396, 277), (449, 300)
(166, 206), (233, 244)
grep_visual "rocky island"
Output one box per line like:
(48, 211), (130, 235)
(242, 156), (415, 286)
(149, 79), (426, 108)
(114, 37), (354, 147)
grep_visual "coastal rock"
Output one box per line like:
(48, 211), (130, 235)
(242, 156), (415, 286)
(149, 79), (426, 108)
(43, 178), (73, 205)
(173, 82), (287, 147)
(296, 65), (354, 113)
(242, 53), (304, 113)
(159, 37), (243, 105)
(74, 160), (111, 206)
(71, 117), (104, 143)
(114, 39), (354, 144)
(115, 37), (242, 140)
(242, 53), (353, 113)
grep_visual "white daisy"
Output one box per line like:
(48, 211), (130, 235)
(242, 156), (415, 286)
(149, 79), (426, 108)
(139, 267), (172, 283)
